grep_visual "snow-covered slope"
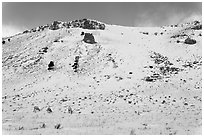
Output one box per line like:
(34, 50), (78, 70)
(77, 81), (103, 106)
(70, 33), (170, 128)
(2, 19), (202, 135)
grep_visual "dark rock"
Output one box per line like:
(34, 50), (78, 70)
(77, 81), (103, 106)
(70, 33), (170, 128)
(8, 38), (10, 42)
(46, 107), (52, 113)
(33, 106), (40, 112)
(83, 20), (95, 29)
(54, 39), (59, 42)
(161, 100), (166, 104)
(184, 102), (188, 105)
(42, 47), (48, 53)
(81, 32), (84, 35)
(40, 123), (46, 128)
(129, 72), (133, 74)
(184, 37), (196, 45)
(19, 126), (24, 130)
(99, 24), (105, 30)
(54, 124), (62, 129)
(144, 76), (155, 82)
(68, 106), (73, 114)
(48, 61), (54, 70)
(83, 33), (96, 44)
(191, 25), (202, 30)
(72, 56), (80, 72)
(142, 32), (149, 35)
(23, 30), (29, 33)
(171, 34), (187, 38)
(49, 21), (61, 30)
(2, 40), (5, 44)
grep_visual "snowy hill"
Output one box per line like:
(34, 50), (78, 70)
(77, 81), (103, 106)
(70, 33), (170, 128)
(2, 19), (202, 135)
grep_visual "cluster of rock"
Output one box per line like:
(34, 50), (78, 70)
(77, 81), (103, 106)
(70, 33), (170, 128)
(49, 19), (105, 30)
(182, 59), (202, 69)
(170, 33), (187, 38)
(191, 24), (202, 30)
(23, 24), (49, 34)
(72, 56), (80, 72)
(144, 52), (182, 82)
(22, 19), (106, 34)
(191, 20), (202, 30)
(2, 38), (11, 44)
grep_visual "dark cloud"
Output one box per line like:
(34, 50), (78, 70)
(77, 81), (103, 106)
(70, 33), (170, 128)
(2, 2), (202, 29)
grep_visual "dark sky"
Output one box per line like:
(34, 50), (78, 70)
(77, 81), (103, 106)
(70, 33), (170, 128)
(2, 2), (202, 37)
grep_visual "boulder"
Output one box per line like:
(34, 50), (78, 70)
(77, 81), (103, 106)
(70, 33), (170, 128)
(184, 37), (196, 45)
(83, 33), (96, 44)
(48, 61), (55, 70)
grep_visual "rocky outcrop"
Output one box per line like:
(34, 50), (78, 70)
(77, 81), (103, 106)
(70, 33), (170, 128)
(48, 61), (55, 70)
(49, 21), (62, 30)
(83, 33), (96, 44)
(184, 37), (196, 45)
(48, 19), (106, 31)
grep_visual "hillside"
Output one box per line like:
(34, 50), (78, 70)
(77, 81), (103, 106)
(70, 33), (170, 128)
(2, 19), (202, 135)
